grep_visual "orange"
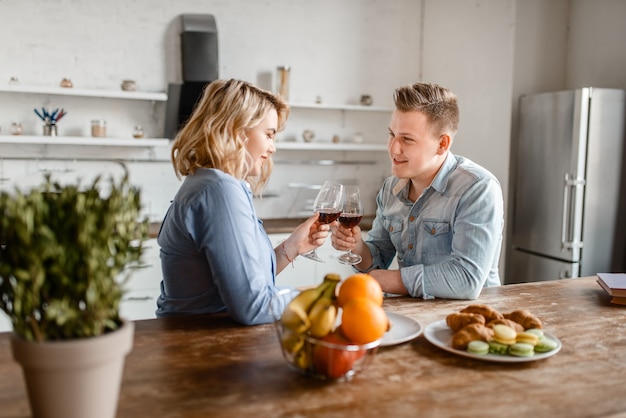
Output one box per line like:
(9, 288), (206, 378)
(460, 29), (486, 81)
(340, 297), (389, 344)
(336, 273), (383, 308)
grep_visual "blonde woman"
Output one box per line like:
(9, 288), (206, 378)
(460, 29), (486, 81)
(157, 79), (329, 324)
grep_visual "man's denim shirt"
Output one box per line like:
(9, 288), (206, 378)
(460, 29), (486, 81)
(362, 153), (504, 299)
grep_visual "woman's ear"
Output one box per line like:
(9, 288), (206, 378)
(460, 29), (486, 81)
(437, 134), (452, 154)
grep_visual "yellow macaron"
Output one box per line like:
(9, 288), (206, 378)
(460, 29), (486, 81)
(492, 324), (516, 345)
(516, 331), (540, 346)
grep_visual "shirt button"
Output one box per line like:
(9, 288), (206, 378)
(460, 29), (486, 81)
(409, 216), (415, 222)
(389, 226), (394, 232)
(431, 227), (436, 235)
(408, 244), (414, 250)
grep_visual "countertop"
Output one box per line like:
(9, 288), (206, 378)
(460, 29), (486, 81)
(148, 215), (375, 238)
(2, 276), (625, 417)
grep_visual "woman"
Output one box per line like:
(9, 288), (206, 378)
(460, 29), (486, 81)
(156, 79), (329, 324)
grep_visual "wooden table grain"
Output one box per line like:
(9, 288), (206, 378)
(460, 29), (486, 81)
(1, 276), (625, 418)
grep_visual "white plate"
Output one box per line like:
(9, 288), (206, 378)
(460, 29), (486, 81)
(380, 312), (423, 347)
(424, 319), (561, 363)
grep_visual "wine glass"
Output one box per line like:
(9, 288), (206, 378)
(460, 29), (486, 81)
(301, 180), (344, 262)
(337, 186), (363, 265)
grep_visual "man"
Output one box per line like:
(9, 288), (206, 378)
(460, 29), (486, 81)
(332, 82), (503, 299)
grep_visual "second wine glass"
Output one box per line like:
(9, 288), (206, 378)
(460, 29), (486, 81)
(337, 186), (363, 265)
(301, 180), (344, 263)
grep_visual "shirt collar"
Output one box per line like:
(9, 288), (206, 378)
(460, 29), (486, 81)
(391, 152), (458, 197)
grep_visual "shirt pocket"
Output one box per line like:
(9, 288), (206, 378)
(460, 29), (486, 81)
(421, 220), (452, 263)
(383, 217), (404, 252)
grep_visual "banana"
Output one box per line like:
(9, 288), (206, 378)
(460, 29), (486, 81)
(281, 330), (306, 354)
(287, 284), (330, 314)
(308, 301), (338, 338)
(293, 346), (311, 370)
(280, 273), (342, 335)
(280, 303), (311, 334)
(306, 275), (340, 337)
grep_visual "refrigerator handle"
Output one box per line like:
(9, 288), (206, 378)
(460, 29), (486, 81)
(561, 173), (585, 251)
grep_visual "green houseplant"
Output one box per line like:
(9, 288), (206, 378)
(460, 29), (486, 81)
(0, 166), (149, 418)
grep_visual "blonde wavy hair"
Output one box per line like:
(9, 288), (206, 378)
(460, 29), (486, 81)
(171, 79), (289, 193)
(393, 82), (459, 138)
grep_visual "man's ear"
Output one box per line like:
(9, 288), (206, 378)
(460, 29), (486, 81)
(437, 134), (452, 154)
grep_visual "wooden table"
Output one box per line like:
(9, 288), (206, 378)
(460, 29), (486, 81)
(1, 276), (625, 418)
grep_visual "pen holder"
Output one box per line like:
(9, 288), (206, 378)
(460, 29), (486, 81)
(43, 123), (57, 137)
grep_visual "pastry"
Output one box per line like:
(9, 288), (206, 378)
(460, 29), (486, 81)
(467, 340), (489, 355)
(503, 309), (543, 330)
(446, 312), (486, 332)
(534, 337), (559, 353)
(486, 318), (524, 333)
(451, 323), (494, 350)
(491, 324), (516, 345)
(508, 342), (535, 357)
(460, 304), (504, 322)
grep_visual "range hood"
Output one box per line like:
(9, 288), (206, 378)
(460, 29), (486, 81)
(164, 14), (219, 139)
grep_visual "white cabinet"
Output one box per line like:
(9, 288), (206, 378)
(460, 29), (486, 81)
(119, 238), (162, 321)
(0, 240), (162, 333)
(0, 311), (11, 333)
(270, 233), (356, 289)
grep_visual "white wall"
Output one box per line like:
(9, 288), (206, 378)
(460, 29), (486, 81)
(1, 0), (626, 281)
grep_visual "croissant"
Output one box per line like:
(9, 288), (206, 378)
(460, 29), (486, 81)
(503, 309), (543, 330)
(460, 304), (504, 323)
(451, 323), (494, 350)
(446, 312), (486, 332)
(486, 318), (524, 333)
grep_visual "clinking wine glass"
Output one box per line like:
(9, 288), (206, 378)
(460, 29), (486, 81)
(337, 186), (363, 265)
(301, 180), (344, 262)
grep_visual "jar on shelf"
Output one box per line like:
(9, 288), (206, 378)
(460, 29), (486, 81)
(132, 125), (144, 139)
(276, 66), (290, 100)
(11, 122), (23, 136)
(91, 119), (106, 137)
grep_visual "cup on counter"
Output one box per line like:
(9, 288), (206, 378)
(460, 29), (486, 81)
(91, 119), (106, 137)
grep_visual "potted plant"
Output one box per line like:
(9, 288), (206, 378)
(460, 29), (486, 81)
(0, 166), (148, 418)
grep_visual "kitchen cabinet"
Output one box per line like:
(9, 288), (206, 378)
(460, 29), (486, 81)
(0, 239), (163, 332)
(269, 233), (357, 288)
(119, 238), (162, 321)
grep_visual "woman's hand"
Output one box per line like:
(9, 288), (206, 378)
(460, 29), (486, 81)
(284, 213), (331, 258)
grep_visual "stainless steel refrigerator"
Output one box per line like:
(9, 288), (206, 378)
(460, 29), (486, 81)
(507, 87), (626, 284)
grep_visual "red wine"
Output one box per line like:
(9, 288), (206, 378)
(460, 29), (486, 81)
(339, 214), (363, 228)
(318, 211), (341, 224)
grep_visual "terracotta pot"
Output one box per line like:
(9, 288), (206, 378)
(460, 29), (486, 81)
(10, 320), (134, 418)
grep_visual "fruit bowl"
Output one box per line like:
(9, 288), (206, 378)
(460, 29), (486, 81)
(274, 320), (380, 381)
(271, 286), (381, 381)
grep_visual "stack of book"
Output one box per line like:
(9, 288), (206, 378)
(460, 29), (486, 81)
(596, 273), (626, 305)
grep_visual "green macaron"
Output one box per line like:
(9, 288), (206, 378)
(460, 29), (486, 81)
(467, 340), (490, 355)
(508, 342), (535, 357)
(488, 340), (509, 355)
(534, 337), (558, 353)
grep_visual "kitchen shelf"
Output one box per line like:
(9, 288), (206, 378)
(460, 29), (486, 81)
(276, 141), (386, 151)
(0, 84), (167, 101)
(288, 102), (392, 112)
(0, 135), (170, 147)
